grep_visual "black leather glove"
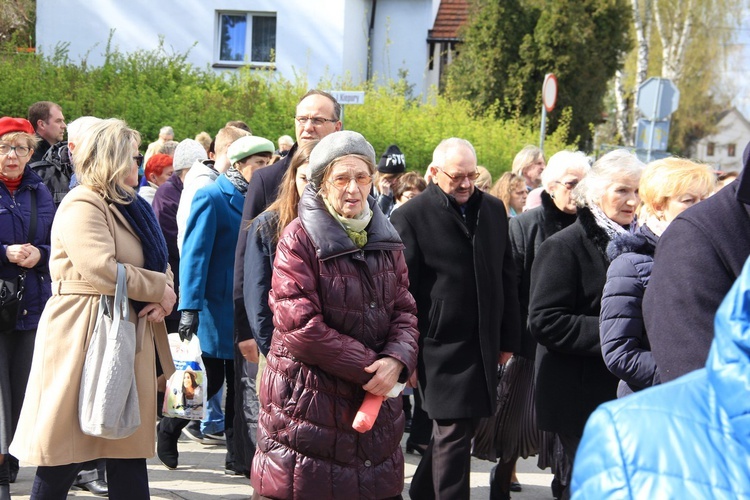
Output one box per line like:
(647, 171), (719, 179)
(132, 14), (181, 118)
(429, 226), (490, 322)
(178, 310), (199, 342)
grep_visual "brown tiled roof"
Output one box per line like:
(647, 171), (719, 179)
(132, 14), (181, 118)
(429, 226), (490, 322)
(428, 0), (469, 41)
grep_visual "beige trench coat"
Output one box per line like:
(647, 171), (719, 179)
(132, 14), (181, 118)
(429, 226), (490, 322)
(10, 186), (175, 466)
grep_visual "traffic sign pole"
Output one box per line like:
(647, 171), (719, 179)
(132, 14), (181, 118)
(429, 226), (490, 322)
(539, 74), (558, 154)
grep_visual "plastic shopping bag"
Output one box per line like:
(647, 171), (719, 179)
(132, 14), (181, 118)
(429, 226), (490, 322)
(162, 333), (207, 420)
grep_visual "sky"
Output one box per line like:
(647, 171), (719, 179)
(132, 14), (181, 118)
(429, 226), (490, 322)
(728, 9), (750, 118)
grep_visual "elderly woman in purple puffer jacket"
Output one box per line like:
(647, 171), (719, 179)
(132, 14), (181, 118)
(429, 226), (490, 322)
(251, 131), (419, 500)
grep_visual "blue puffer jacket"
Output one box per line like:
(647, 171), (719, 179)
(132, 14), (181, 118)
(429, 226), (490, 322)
(599, 225), (661, 397)
(572, 256), (750, 499)
(0, 167), (54, 331)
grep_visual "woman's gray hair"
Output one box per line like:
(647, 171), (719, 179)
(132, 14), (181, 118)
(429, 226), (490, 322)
(573, 149), (644, 207)
(541, 150), (591, 191)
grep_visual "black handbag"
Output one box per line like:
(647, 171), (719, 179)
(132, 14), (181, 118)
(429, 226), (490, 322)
(0, 189), (37, 334)
(0, 272), (26, 334)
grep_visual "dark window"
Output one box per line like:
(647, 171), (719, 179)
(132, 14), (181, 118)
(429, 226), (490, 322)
(217, 12), (276, 65)
(707, 142), (715, 156)
(728, 143), (736, 157)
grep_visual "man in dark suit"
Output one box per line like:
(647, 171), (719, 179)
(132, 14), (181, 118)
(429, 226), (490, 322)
(390, 138), (520, 499)
(231, 89), (341, 475)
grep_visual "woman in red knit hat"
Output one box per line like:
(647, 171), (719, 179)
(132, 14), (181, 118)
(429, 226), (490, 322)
(0, 117), (55, 497)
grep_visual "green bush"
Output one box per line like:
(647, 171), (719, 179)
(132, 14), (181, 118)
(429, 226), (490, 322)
(0, 38), (573, 176)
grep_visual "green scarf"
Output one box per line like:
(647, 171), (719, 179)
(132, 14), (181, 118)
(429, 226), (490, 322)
(323, 197), (373, 248)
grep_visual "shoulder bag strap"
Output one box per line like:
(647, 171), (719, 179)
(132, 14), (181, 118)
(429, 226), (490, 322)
(27, 188), (37, 244)
(15, 188), (38, 288)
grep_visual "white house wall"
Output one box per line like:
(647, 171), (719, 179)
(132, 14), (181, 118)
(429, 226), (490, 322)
(370, 0), (435, 96)
(36, 0), (359, 89)
(694, 110), (750, 172)
(36, 0), (445, 97)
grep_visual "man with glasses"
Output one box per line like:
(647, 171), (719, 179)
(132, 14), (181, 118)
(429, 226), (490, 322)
(390, 138), (520, 500)
(232, 89), (341, 477)
(27, 101), (66, 164)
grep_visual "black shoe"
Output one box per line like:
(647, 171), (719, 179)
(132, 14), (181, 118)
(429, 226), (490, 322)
(75, 479), (109, 497)
(510, 481), (522, 492)
(405, 438), (428, 456)
(157, 421), (179, 469)
(224, 464), (249, 477)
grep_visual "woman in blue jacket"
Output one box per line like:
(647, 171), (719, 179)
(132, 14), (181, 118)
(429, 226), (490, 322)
(157, 135), (274, 473)
(573, 255), (750, 498)
(0, 117), (54, 494)
(599, 158), (715, 397)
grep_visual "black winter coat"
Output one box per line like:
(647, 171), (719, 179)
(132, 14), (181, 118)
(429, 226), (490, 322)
(234, 144), (297, 343)
(600, 225), (660, 397)
(390, 182), (521, 419)
(508, 191), (577, 359)
(644, 163), (750, 382)
(243, 210), (278, 356)
(528, 206), (618, 436)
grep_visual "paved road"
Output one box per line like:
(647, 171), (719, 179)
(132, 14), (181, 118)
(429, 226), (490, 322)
(9, 434), (554, 499)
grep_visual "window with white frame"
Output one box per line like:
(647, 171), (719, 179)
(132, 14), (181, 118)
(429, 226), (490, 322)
(216, 12), (276, 65)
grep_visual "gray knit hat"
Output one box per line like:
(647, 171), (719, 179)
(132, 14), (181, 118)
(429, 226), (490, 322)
(308, 131), (376, 189)
(173, 139), (207, 172)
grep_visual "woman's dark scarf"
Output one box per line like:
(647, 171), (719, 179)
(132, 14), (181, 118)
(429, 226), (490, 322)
(225, 166), (249, 195)
(114, 192), (169, 311)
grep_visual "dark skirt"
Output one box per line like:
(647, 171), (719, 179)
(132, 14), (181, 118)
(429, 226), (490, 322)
(472, 356), (540, 462)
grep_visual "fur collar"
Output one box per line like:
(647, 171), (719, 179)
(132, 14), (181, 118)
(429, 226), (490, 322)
(541, 190), (577, 238)
(606, 224), (658, 261)
(577, 206), (613, 259)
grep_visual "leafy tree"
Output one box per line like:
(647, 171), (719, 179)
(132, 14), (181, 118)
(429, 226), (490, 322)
(445, 0), (632, 148)
(610, 0), (741, 154)
(0, 0), (35, 45)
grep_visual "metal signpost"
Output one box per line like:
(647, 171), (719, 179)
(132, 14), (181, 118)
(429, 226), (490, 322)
(540, 73), (558, 153)
(328, 90), (366, 129)
(635, 78), (680, 162)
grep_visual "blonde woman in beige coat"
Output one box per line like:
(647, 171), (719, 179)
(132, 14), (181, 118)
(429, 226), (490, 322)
(10, 119), (176, 499)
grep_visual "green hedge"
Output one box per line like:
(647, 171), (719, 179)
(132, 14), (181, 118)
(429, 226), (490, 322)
(0, 39), (573, 177)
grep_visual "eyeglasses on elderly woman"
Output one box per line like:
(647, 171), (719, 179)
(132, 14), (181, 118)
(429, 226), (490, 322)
(0, 144), (31, 157)
(555, 179), (579, 190)
(327, 174), (372, 189)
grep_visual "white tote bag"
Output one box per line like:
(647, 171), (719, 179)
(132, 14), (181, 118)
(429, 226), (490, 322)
(162, 333), (207, 420)
(79, 263), (141, 439)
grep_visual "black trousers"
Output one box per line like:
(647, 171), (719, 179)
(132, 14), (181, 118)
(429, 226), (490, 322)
(32, 458), (148, 500)
(408, 390), (432, 446)
(556, 432), (581, 500)
(409, 418), (477, 500)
